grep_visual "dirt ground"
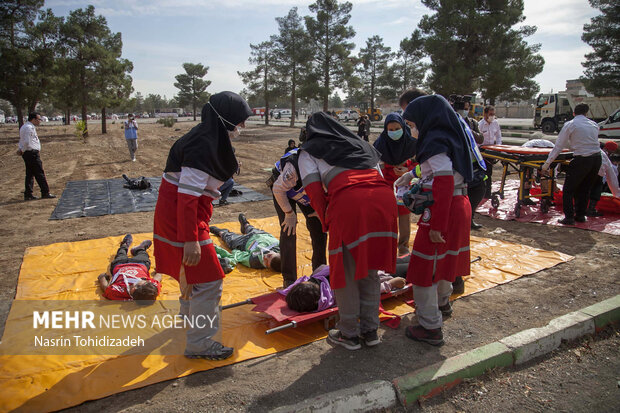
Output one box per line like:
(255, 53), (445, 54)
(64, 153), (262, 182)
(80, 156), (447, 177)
(0, 121), (618, 412)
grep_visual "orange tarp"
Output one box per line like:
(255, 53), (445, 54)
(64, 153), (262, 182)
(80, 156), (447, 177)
(0, 216), (573, 412)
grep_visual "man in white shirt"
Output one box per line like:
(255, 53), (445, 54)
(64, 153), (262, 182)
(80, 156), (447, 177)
(478, 105), (502, 199)
(542, 103), (601, 225)
(17, 112), (55, 200)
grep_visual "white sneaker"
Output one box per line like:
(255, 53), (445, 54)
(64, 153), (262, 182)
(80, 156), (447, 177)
(132, 157), (136, 162)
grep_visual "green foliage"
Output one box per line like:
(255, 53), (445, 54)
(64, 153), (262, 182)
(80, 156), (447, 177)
(381, 30), (427, 101)
(305, 0), (356, 111)
(419, 0), (543, 103)
(273, 7), (315, 126)
(74, 120), (87, 139)
(581, 0), (620, 96)
(157, 117), (176, 127)
(355, 35), (393, 112)
(174, 63), (211, 120)
(238, 41), (280, 125)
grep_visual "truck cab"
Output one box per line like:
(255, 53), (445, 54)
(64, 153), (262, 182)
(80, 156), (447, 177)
(534, 93), (573, 133)
(598, 107), (620, 139)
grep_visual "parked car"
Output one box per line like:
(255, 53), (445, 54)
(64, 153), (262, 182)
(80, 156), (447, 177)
(338, 109), (360, 122)
(273, 109), (292, 119)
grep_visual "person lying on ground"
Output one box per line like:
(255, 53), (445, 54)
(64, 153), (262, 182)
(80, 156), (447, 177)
(210, 213), (282, 272)
(281, 259), (410, 313)
(97, 234), (162, 301)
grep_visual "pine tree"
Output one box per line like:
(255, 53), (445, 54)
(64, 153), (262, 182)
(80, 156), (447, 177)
(273, 7), (315, 126)
(61, 6), (127, 136)
(581, 0), (620, 96)
(238, 40), (280, 125)
(356, 35), (393, 114)
(419, 0), (543, 103)
(174, 63), (211, 121)
(382, 30), (427, 100)
(305, 0), (356, 111)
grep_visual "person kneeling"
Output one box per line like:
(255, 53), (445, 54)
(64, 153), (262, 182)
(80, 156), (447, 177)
(97, 234), (161, 301)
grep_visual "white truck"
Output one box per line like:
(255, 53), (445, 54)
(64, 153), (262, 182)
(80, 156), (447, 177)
(598, 107), (620, 139)
(533, 92), (620, 133)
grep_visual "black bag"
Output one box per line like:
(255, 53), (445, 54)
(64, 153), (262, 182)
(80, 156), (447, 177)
(122, 174), (151, 190)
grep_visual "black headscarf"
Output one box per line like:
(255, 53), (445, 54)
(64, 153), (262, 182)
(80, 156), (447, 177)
(301, 112), (381, 169)
(164, 91), (252, 181)
(402, 95), (473, 182)
(373, 112), (417, 165)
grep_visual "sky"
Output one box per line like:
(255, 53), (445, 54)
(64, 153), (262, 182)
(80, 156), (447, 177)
(46, 0), (600, 102)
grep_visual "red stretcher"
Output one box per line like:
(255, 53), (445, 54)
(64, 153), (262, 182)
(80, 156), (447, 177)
(481, 145), (573, 218)
(222, 257), (482, 334)
(222, 285), (414, 334)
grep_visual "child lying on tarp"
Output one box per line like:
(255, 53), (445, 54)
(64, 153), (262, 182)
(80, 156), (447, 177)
(210, 213), (282, 272)
(97, 234), (162, 301)
(280, 260), (409, 313)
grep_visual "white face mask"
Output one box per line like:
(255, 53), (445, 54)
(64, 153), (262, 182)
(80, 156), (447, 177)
(228, 127), (241, 139)
(488, 115), (495, 123)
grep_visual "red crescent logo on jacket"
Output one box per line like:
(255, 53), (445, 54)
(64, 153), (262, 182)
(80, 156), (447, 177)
(422, 208), (432, 223)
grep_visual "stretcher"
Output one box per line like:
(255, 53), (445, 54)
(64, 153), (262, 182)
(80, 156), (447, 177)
(481, 145), (573, 217)
(223, 256), (482, 334)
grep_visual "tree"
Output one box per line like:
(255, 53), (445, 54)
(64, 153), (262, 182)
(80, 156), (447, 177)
(134, 92), (144, 113)
(143, 93), (167, 114)
(382, 30), (427, 100)
(0, 0), (46, 126)
(329, 92), (343, 109)
(273, 7), (315, 126)
(356, 35), (392, 113)
(419, 0), (543, 103)
(174, 63), (211, 121)
(305, 0), (356, 111)
(238, 40), (280, 125)
(581, 0), (620, 96)
(61, 6), (127, 136)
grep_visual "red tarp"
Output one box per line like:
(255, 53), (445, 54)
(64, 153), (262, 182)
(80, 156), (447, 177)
(477, 180), (620, 235)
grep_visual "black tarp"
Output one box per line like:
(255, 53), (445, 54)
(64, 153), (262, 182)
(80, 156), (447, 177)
(50, 177), (270, 220)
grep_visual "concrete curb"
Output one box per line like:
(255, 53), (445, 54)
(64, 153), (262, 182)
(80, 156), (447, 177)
(273, 295), (619, 412)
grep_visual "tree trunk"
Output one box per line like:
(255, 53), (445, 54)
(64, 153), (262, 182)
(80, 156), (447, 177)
(16, 106), (24, 129)
(193, 101), (197, 121)
(290, 69), (296, 128)
(102, 107), (107, 134)
(80, 67), (88, 137)
(265, 102), (270, 126)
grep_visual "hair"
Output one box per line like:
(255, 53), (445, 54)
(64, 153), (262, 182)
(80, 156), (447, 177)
(285, 281), (321, 312)
(398, 88), (427, 108)
(269, 254), (282, 272)
(574, 103), (589, 116)
(287, 139), (296, 146)
(133, 281), (159, 301)
(28, 112), (40, 121)
(484, 105), (495, 114)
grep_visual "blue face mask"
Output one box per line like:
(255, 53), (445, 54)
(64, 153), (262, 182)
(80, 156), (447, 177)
(387, 129), (403, 140)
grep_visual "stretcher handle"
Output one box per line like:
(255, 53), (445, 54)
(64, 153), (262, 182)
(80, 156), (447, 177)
(221, 298), (252, 310)
(265, 320), (297, 335)
(471, 256), (481, 264)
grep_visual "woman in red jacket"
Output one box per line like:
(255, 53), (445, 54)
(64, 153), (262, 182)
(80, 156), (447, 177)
(153, 91), (252, 360)
(397, 95), (473, 346)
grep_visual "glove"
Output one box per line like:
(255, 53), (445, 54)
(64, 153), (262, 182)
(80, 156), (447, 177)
(394, 170), (414, 188)
(281, 211), (297, 236)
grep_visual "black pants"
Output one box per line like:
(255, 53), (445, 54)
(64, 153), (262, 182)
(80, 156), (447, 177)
(273, 195), (327, 284)
(22, 150), (50, 196)
(589, 175), (604, 202)
(467, 181), (486, 221)
(220, 225), (265, 251)
(484, 164), (493, 199)
(110, 245), (151, 274)
(563, 153), (602, 218)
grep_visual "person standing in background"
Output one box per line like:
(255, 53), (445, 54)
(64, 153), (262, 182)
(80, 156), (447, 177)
(478, 106), (502, 199)
(18, 112), (55, 201)
(124, 113), (139, 162)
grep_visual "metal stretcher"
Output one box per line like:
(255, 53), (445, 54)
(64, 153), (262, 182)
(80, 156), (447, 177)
(481, 145), (573, 218)
(222, 256), (482, 334)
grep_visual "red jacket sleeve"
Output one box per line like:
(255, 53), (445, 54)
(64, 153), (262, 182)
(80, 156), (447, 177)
(429, 175), (454, 233)
(305, 181), (329, 232)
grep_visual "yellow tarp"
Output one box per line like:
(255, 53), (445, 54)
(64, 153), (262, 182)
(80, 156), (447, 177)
(0, 216), (573, 412)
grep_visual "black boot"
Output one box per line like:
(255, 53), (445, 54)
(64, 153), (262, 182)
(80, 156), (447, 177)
(210, 226), (223, 237)
(452, 276), (465, 295)
(238, 213), (250, 233)
(585, 200), (603, 217)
